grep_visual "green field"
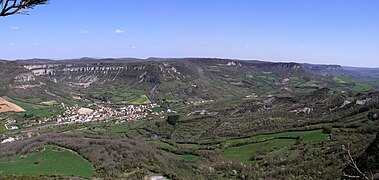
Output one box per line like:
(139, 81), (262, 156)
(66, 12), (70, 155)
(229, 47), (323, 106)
(0, 145), (95, 177)
(3, 96), (63, 119)
(111, 120), (145, 133)
(130, 95), (151, 104)
(3, 96), (44, 111)
(265, 129), (328, 142)
(111, 123), (129, 133)
(88, 86), (146, 103)
(353, 82), (373, 92)
(178, 154), (198, 161)
(225, 129), (328, 147)
(223, 130), (328, 162)
(162, 92), (176, 101)
(151, 141), (176, 151)
(40, 100), (59, 106)
(0, 123), (6, 133)
(125, 129), (141, 137)
(333, 76), (373, 92)
(289, 76), (301, 82)
(333, 76), (354, 84)
(150, 141), (198, 161)
(223, 139), (296, 162)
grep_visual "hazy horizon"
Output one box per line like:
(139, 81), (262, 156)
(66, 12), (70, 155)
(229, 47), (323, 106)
(1, 0), (378, 67)
(2, 56), (378, 68)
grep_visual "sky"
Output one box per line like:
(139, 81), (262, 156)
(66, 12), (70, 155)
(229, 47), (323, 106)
(0, 0), (378, 67)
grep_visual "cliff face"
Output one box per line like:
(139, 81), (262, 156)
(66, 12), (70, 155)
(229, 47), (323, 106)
(302, 64), (343, 72)
(10, 58), (306, 84)
(5, 59), (202, 99)
(0, 58), (364, 102)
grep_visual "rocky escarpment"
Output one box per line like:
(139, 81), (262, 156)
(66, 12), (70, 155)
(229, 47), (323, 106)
(9, 60), (200, 97)
(1, 58), (369, 101)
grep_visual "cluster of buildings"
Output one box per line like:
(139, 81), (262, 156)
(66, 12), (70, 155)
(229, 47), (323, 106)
(119, 104), (155, 120)
(186, 99), (214, 106)
(187, 110), (218, 116)
(1, 100), (168, 145)
(1, 137), (16, 144)
(56, 103), (161, 125)
(4, 120), (19, 130)
(57, 105), (109, 124)
(3, 101), (165, 134)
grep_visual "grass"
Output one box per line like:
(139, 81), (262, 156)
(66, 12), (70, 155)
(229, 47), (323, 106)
(270, 130), (328, 142)
(353, 82), (373, 92)
(40, 100), (59, 106)
(130, 95), (151, 105)
(289, 76), (301, 82)
(111, 123), (129, 133)
(162, 92), (176, 101)
(0, 123), (6, 133)
(333, 76), (354, 84)
(151, 107), (165, 112)
(111, 120), (145, 133)
(3, 96), (46, 111)
(151, 141), (176, 151)
(223, 139), (296, 162)
(225, 129), (328, 147)
(125, 130), (141, 137)
(3, 96), (63, 118)
(222, 130), (328, 162)
(150, 141), (198, 160)
(177, 143), (209, 149)
(88, 86), (146, 104)
(334, 76), (373, 92)
(0, 145), (95, 177)
(177, 154), (198, 161)
(294, 86), (320, 93)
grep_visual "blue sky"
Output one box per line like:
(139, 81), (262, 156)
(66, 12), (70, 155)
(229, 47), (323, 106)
(1, 0), (378, 67)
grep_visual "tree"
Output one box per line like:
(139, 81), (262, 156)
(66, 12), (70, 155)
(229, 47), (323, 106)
(322, 125), (333, 134)
(368, 110), (379, 121)
(166, 115), (179, 126)
(0, 0), (48, 17)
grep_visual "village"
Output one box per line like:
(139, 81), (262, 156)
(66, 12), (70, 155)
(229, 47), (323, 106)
(1, 96), (218, 144)
(1, 101), (164, 144)
(2, 97), (218, 135)
(2, 100), (164, 143)
(56, 102), (163, 125)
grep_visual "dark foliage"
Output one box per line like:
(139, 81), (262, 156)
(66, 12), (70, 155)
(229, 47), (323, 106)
(0, 133), (171, 178)
(368, 109), (379, 121)
(0, 0), (48, 16)
(166, 115), (180, 126)
(344, 134), (379, 179)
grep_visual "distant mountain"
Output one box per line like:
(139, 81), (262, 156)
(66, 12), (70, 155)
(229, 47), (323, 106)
(343, 66), (379, 72)
(0, 57), (376, 104)
(304, 63), (379, 84)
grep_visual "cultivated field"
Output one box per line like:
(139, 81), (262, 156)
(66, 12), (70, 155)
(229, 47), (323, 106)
(0, 97), (25, 113)
(222, 130), (328, 162)
(0, 145), (95, 177)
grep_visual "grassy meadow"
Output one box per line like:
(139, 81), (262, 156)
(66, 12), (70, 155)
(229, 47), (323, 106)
(0, 145), (95, 177)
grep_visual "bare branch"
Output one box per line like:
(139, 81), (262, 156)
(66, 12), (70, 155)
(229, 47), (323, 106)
(343, 144), (371, 180)
(1, 0), (48, 17)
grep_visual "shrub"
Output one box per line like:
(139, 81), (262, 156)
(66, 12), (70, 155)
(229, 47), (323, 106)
(322, 125), (333, 134)
(166, 115), (180, 126)
(368, 110), (379, 121)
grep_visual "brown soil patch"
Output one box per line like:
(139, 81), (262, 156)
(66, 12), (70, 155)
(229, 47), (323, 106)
(0, 97), (26, 113)
(78, 107), (94, 115)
